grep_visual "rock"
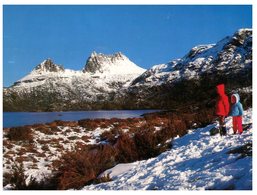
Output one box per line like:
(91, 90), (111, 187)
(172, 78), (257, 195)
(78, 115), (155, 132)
(34, 59), (64, 73)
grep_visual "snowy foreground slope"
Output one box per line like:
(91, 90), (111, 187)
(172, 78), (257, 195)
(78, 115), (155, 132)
(83, 109), (252, 190)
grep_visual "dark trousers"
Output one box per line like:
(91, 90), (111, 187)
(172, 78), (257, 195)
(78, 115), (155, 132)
(218, 115), (226, 135)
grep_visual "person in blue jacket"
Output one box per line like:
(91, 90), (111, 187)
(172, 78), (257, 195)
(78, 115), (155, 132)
(229, 93), (244, 134)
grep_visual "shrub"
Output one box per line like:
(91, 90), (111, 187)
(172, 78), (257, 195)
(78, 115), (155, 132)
(52, 144), (117, 190)
(46, 121), (58, 127)
(100, 130), (117, 144)
(93, 144), (117, 173)
(68, 136), (79, 140)
(7, 126), (33, 142)
(75, 141), (86, 150)
(3, 162), (27, 189)
(114, 133), (138, 163)
(81, 135), (90, 142)
(54, 120), (78, 127)
(36, 126), (53, 135)
(3, 140), (14, 150)
(78, 119), (99, 130)
(54, 152), (96, 189)
(100, 123), (109, 129)
(73, 128), (81, 133)
(49, 126), (61, 132)
(134, 126), (162, 159)
(109, 118), (121, 124)
(3, 161), (57, 190)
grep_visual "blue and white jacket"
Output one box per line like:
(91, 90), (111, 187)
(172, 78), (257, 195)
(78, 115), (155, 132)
(229, 93), (243, 116)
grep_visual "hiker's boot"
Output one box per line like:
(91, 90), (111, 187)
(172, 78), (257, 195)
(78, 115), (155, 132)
(219, 128), (223, 136)
(222, 126), (227, 136)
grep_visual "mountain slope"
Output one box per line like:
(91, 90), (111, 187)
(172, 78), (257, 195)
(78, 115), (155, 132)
(125, 28), (252, 111)
(131, 28), (252, 87)
(82, 109), (252, 190)
(3, 29), (252, 111)
(3, 52), (146, 111)
(12, 52), (145, 90)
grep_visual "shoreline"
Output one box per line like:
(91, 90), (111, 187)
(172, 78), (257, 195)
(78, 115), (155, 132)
(3, 109), (162, 128)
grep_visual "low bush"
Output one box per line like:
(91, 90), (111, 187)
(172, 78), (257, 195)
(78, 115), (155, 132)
(37, 126), (53, 135)
(100, 130), (117, 144)
(54, 120), (78, 127)
(3, 161), (57, 190)
(134, 126), (164, 159)
(81, 135), (90, 142)
(78, 119), (99, 130)
(114, 133), (138, 163)
(7, 126), (33, 142)
(52, 144), (117, 190)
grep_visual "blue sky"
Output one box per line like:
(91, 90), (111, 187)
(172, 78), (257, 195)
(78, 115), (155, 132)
(3, 5), (252, 87)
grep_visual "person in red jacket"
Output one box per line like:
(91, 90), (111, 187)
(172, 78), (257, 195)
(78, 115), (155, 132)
(216, 83), (230, 136)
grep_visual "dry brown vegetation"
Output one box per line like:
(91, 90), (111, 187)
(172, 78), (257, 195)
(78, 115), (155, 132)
(3, 106), (216, 190)
(114, 133), (139, 162)
(47, 120), (78, 127)
(3, 161), (58, 190)
(81, 135), (90, 142)
(47, 111), (209, 189)
(52, 144), (116, 190)
(6, 126), (33, 142)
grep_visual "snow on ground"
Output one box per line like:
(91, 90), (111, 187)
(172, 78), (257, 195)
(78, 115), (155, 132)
(83, 108), (252, 190)
(2, 124), (114, 185)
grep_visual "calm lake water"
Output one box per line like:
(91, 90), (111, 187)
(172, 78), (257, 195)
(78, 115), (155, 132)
(3, 110), (159, 128)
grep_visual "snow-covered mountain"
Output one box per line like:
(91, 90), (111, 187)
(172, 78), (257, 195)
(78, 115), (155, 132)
(131, 28), (252, 87)
(3, 28), (252, 111)
(83, 51), (145, 75)
(124, 29), (252, 111)
(3, 52), (146, 111)
(13, 52), (145, 89)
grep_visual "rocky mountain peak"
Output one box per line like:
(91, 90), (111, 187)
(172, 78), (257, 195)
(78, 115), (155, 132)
(83, 51), (144, 74)
(230, 28), (252, 46)
(3, 29), (252, 112)
(33, 59), (65, 73)
(185, 45), (215, 59)
(131, 28), (252, 87)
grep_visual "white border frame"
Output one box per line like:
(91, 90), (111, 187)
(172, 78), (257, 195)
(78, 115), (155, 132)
(0, 1), (255, 194)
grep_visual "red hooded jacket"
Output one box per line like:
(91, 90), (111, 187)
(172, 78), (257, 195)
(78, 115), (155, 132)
(216, 84), (230, 116)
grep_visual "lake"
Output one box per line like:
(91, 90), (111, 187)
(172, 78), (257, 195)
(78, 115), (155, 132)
(3, 110), (159, 128)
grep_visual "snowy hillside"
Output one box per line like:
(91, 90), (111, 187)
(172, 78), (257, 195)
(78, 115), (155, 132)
(83, 109), (252, 190)
(3, 28), (252, 111)
(12, 52), (146, 91)
(131, 28), (252, 87)
(3, 52), (146, 111)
